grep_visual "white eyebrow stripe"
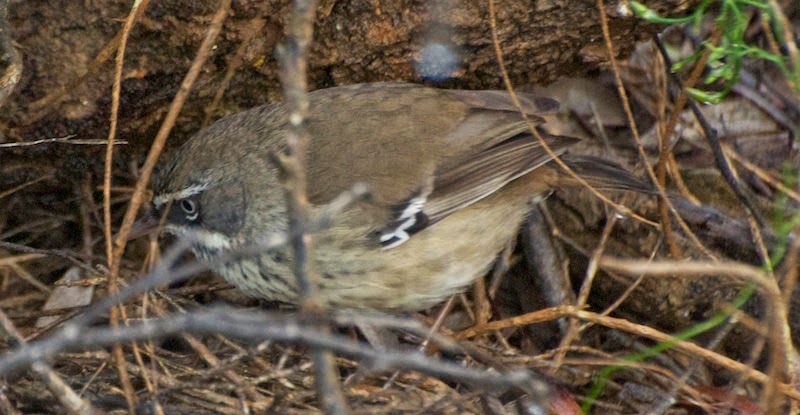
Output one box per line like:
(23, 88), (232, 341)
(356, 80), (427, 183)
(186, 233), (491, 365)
(153, 183), (210, 208)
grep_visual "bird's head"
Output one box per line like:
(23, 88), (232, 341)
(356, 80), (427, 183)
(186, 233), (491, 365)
(128, 136), (250, 256)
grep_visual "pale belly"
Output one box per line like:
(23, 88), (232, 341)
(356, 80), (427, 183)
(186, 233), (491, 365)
(205, 183), (535, 310)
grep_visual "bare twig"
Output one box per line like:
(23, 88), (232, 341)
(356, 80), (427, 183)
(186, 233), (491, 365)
(595, 0), (716, 259)
(603, 256), (792, 413)
(766, 0), (800, 92)
(455, 303), (800, 401)
(104, 2), (145, 410)
(275, 0), (349, 412)
(0, 241), (94, 272)
(554, 213), (619, 368)
(275, 4), (318, 304)
(102, 9), (232, 408)
(0, 176), (49, 201)
(652, 37), (684, 258)
(722, 144), (800, 205)
(487, 0), (658, 229)
(651, 38), (792, 406)
(0, 136), (126, 148)
(111, 0), (231, 272)
(0, 310), (101, 415)
(309, 182), (369, 232)
(598, 258), (780, 301)
(653, 35), (767, 229)
(0, 306), (549, 401)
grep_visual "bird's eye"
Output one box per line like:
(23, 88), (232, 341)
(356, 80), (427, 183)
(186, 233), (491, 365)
(180, 199), (199, 220)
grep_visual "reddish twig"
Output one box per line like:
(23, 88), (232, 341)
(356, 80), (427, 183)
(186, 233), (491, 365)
(104, 1), (144, 410)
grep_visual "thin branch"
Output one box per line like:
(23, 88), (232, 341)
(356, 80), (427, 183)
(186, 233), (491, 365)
(0, 307), (550, 400)
(766, 0), (800, 92)
(487, 0), (658, 230)
(104, 2), (143, 410)
(109, 0), (231, 314)
(0, 241), (96, 276)
(74, 234), (285, 329)
(275, 0), (349, 412)
(455, 303), (800, 401)
(12, 182), (352, 334)
(0, 310), (100, 415)
(309, 182), (369, 232)
(595, 0), (717, 259)
(275, 5), (318, 304)
(653, 35), (767, 229)
(598, 258), (780, 299)
(0, 136), (126, 148)
(554, 213), (620, 368)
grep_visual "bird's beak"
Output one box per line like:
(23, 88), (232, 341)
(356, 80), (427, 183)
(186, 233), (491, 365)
(120, 211), (160, 241)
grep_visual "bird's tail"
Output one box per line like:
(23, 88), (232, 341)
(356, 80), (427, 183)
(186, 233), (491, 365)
(556, 154), (654, 194)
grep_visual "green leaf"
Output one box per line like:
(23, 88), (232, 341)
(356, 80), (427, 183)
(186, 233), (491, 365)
(686, 87), (724, 104)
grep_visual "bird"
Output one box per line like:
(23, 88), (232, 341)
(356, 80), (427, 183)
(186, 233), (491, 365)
(129, 82), (648, 310)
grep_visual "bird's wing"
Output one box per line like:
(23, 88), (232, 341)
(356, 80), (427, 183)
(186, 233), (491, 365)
(426, 132), (579, 222)
(375, 131), (579, 248)
(299, 83), (581, 247)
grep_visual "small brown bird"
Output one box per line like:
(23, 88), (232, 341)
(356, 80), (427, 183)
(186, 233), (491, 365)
(131, 82), (646, 310)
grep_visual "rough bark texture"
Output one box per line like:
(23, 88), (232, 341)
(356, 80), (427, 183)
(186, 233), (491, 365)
(3, 0), (690, 144)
